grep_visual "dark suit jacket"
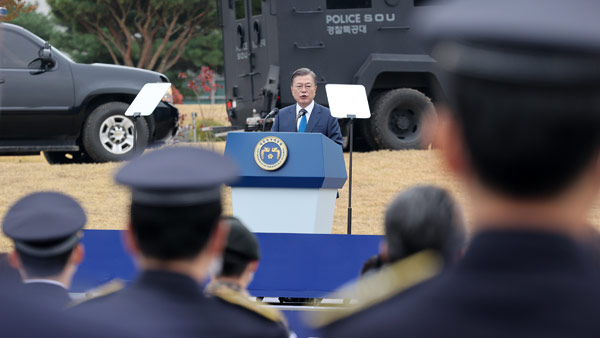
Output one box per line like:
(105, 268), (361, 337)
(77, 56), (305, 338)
(73, 270), (288, 338)
(324, 230), (600, 338)
(21, 282), (71, 309)
(0, 281), (137, 338)
(271, 103), (343, 146)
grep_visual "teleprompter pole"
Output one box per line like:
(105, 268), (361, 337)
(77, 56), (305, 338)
(347, 115), (355, 234)
(132, 112), (141, 156)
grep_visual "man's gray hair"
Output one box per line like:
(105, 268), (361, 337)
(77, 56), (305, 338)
(384, 185), (466, 263)
(291, 68), (317, 84)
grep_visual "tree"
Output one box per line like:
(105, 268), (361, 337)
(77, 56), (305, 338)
(10, 9), (56, 41)
(48, 0), (217, 73)
(11, 10), (115, 64)
(0, 0), (36, 21)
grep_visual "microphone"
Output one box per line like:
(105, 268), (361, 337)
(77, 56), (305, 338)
(263, 108), (279, 131)
(264, 108), (279, 119)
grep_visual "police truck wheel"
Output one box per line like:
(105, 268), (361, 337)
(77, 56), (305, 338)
(83, 102), (149, 163)
(370, 89), (435, 150)
(43, 151), (93, 165)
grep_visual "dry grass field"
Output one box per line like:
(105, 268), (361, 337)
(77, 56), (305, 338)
(177, 104), (230, 126)
(2, 104), (600, 251)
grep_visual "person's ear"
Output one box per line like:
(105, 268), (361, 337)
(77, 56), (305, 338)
(379, 241), (389, 261)
(122, 223), (141, 257)
(8, 251), (22, 270)
(248, 260), (259, 273)
(436, 106), (469, 178)
(70, 243), (85, 266)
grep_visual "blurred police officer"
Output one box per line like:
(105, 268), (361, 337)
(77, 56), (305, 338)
(317, 185), (465, 330)
(2, 191), (85, 309)
(205, 216), (293, 336)
(359, 185), (465, 277)
(373, 185), (465, 273)
(326, 1), (600, 337)
(72, 147), (288, 338)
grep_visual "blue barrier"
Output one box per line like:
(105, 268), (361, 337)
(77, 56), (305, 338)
(73, 230), (382, 298)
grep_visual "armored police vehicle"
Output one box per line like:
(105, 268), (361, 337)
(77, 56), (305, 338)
(219, 0), (443, 149)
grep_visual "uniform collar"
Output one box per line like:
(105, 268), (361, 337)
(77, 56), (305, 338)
(24, 279), (67, 289)
(459, 229), (596, 274)
(137, 270), (205, 297)
(205, 280), (249, 297)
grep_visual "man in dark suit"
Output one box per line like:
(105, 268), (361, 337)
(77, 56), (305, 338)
(325, 0), (600, 337)
(72, 147), (288, 338)
(271, 67), (343, 146)
(2, 191), (86, 309)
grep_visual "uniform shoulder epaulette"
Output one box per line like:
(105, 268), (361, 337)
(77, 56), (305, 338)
(307, 250), (442, 328)
(210, 284), (286, 325)
(67, 279), (125, 308)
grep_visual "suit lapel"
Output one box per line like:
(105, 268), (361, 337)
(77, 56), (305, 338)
(288, 106), (298, 132)
(305, 104), (321, 133)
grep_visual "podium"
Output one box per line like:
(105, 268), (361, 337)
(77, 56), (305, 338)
(225, 132), (347, 233)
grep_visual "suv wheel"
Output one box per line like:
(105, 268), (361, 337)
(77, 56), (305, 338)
(83, 102), (149, 163)
(43, 151), (93, 165)
(370, 88), (436, 150)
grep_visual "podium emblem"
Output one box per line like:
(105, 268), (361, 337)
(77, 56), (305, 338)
(254, 136), (288, 171)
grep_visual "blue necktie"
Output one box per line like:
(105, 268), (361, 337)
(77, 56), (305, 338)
(298, 109), (307, 132)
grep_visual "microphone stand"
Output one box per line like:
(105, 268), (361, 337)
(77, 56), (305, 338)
(262, 114), (271, 132)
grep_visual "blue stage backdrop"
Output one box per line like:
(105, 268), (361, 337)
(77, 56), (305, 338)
(73, 230), (382, 298)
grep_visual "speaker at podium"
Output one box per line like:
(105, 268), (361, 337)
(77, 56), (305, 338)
(224, 132), (347, 233)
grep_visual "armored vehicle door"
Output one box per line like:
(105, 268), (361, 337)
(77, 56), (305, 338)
(221, 0), (276, 127)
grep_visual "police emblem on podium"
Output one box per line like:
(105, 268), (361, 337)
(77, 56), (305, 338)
(254, 136), (288, 171)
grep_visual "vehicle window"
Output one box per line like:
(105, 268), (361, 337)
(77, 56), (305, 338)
(0, 30), (40, 69)
(252, 0), (262, 16)
(235, 0), (246, 20)
(326, 0), (372, 9)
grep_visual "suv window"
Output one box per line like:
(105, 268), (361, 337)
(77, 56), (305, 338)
(0, 30), (39, 69)
(326, 0), (372, 9)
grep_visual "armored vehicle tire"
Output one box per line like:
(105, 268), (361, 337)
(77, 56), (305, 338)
(43, 151), (93, 165)
(83, 102), (149, 163)
(370, 88), (435, 150)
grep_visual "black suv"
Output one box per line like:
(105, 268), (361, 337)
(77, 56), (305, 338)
(0, 23), (179, 164)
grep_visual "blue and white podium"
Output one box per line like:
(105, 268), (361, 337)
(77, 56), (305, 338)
(225, 132), (347, 233)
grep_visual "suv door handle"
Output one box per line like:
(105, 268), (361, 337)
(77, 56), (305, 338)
(0, 79), (4, 84)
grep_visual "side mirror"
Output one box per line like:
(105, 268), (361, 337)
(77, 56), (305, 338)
(29, 42), (55, 74)
(39, 42), (56, 68)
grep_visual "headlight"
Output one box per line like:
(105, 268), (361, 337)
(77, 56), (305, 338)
(162, 85), (173, 104)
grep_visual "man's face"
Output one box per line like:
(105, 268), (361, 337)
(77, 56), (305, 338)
(291, 74), (317, 108)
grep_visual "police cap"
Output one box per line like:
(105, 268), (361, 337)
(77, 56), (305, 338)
(414, 0), (600, 85)
(2, 192), (85, 257)
(223, 216), (260, 261)
(115, 146), (239, 206)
